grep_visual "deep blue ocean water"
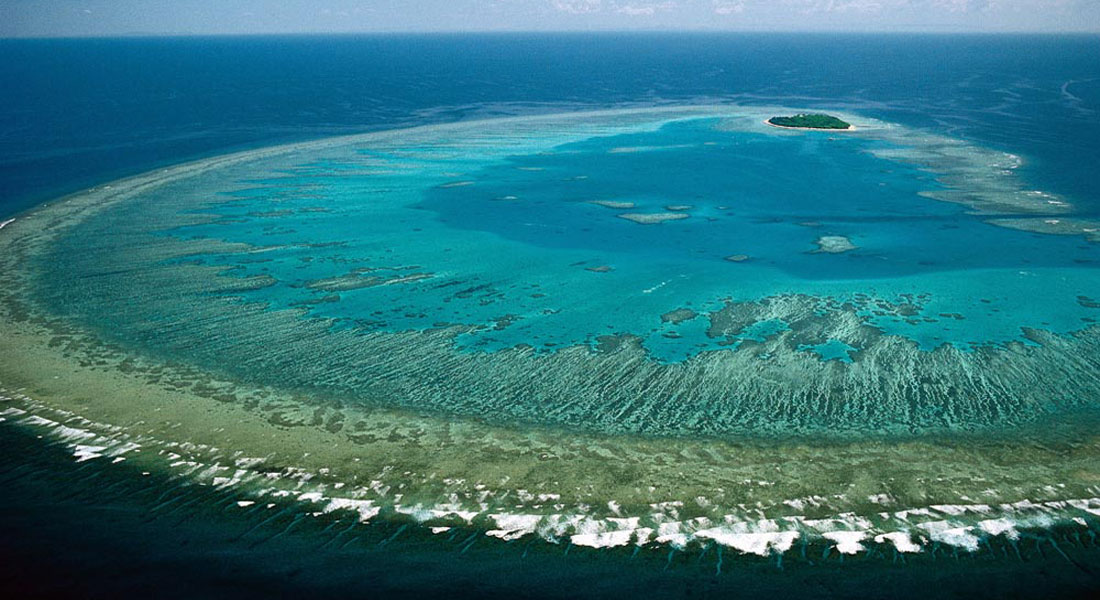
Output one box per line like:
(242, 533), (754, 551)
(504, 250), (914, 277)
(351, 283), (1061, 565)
(4, 34), (1100, 599)
(3, 34), (1099, 219)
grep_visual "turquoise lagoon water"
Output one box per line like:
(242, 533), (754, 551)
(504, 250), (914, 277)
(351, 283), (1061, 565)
(25, 107), (1100, 441)
(143, 113), (1100, 362)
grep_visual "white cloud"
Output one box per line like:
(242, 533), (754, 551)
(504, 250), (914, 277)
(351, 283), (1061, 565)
(552, 0), (604, 13)
(928, 0), (1001, 13)
(712, 1), (745, 14)
(796, 0), (884, 14)
(615, 2), (676, 16)
(772, 0), (1011, 15)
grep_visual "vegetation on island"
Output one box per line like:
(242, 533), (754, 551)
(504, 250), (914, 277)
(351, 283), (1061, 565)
(768, 114), (852, 130)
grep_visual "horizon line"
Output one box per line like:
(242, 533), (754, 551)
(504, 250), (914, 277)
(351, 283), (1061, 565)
(4, 29), (1100, 40)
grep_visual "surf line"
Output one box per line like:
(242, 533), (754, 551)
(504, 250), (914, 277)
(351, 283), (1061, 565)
(0, 219), (15, 231)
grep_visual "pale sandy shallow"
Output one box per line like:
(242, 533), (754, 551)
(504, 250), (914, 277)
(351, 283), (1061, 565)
(812, 235), (858, 254)
(618, 212), (690, 224)
(1, 106), (1099, 560)
(589, 200), (636, 209)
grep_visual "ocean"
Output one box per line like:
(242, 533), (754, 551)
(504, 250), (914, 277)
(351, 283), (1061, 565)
(2, 33), (1100, 599)
(4, 33), (1099, 218)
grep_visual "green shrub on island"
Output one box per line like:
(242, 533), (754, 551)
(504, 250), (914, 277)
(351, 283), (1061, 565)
(768, 114), (852, 130)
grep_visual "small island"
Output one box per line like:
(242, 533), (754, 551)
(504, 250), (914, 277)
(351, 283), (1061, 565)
(767, 114), (852, 130)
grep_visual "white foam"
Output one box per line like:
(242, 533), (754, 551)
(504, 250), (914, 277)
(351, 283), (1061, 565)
(73, 444), (106, 462)
(539, 514), (585, 540)
(323, 498), (381, 522)
(874, 531), (921, 553)
(919, 521), (980, 551)
(695, 528), (800, 556)
(823, 531), (867, 554)
(1067, 499), (1100, 517)
(633, 527), (654, 546)
(0, 218), (14, 230)
(569, 516), (640, 548)
(14, 390), (1100, 561)
(571, 529), (635, 548)
(894, 507), (934, 521)
(931, 503), (990, 516)
(978, 518), (1019, 539)
(107, 441), (141, 457)
(654, 521), (689, 548)
(802, 514), (874, 532)
(486, 513), (542, 541)
(235, 457), (266, 468)
(394, 502), (480, 523)
(394, 504), (440, 522)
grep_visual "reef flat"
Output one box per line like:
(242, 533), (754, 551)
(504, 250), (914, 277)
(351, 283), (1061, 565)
(617, 212), (690, 224)
(811, 235), (857, 254)
(2, 107), (1100, 573)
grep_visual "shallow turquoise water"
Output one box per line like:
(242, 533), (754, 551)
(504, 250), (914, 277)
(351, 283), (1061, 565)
(164, 114), (1100, 363)
(21, 107), (1098, 441)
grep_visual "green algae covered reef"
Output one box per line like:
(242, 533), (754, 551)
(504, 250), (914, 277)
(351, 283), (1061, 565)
(2, 107), (1100, 567)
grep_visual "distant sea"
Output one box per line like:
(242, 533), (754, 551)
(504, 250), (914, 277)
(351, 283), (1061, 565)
(2, 34), (1099, 219)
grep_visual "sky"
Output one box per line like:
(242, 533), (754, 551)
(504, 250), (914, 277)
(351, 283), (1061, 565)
(3, 0), (1099, 37)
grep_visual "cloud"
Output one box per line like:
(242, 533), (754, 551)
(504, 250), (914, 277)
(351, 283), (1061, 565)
(794, 0), (884, 13)
(551, 0), (604, 13)
(712, 1), (745, 14)
(928, 0), (1000, 13)
(615, 2), (676, 16)
(773, 0), (1010, 15)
